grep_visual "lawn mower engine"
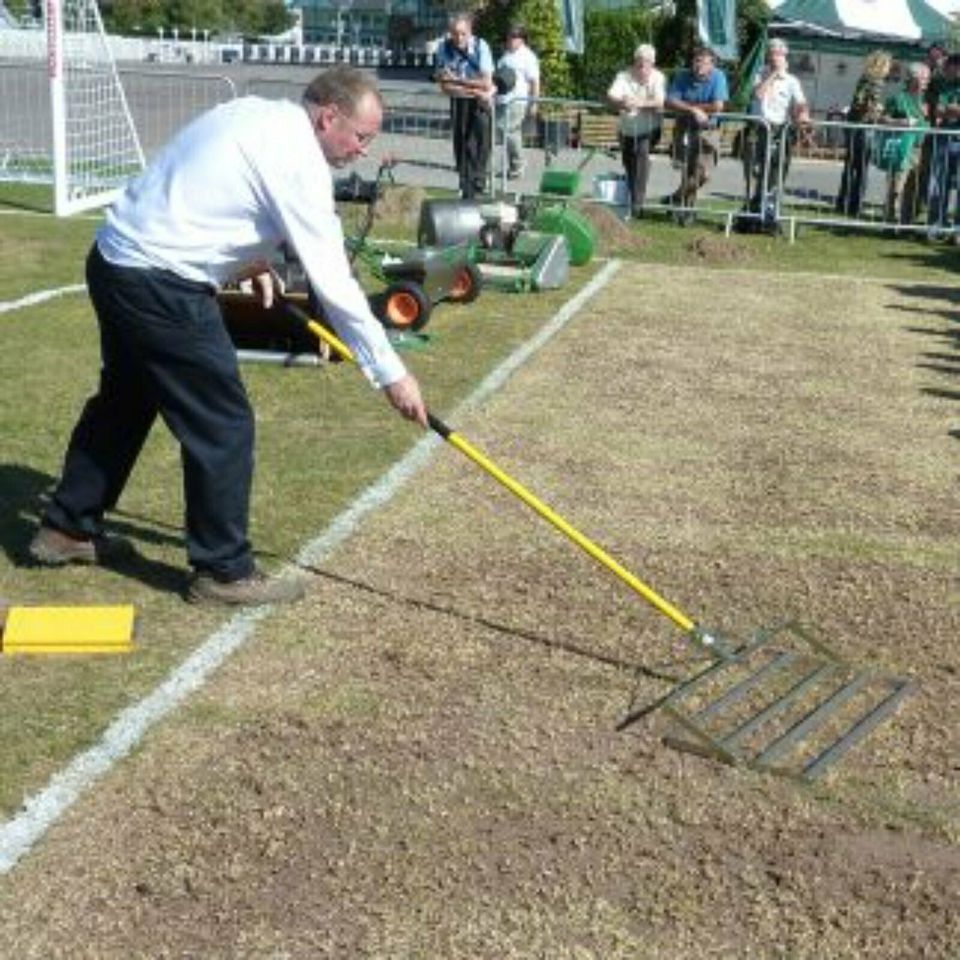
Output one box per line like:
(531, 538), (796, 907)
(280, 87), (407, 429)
(416, 197), (594, 292)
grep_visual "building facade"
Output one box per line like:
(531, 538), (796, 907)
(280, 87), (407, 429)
(298, 0), (448, 49)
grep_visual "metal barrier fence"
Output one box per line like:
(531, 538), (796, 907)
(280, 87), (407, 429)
(117, 69), (236, 156)
(237, 75), (463, 192)
(770, 119), (960, 240)
(0, 61), (51, 183)
(489, 99), (774, 228)
(5, 59), (959, 245)
(490, 102), (960, 242)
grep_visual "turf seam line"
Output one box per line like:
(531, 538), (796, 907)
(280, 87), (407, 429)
(0, 259), (621, 876)
(0, 284), (86, 315)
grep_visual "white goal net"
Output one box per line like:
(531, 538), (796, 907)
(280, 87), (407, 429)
(46, 0), (145, 215)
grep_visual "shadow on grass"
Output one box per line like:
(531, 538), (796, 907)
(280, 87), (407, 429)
(0, 463), (54, 564)
(0, 463), (186, 593)
(887, 282), (960, 305)
(884, 241), (960, 277)
(0, 198), (51, 215)
(297, 562), (688, 685)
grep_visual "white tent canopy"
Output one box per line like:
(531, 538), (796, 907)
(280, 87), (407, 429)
(769, 0), (953, 42)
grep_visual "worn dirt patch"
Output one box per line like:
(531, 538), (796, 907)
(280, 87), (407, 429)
(0, 265), (957, 958)
(686, 233), (753, 263)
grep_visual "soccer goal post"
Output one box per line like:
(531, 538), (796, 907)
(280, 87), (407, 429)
(45, 0), (145, 216)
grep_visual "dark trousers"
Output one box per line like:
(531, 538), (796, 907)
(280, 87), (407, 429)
(43, 245), (256, 580)
(671, 117), (719, 206)
(450, 97), (491, 198)
(743, 124), (793, 211)
(926, 135), (960, 227)
(621, 132), (654, 213)
(836, 128), (872, 217)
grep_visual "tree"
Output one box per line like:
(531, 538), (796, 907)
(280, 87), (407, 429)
(103, 0), (171, 34)
(476, 0), (572, 98)
(168, 0), (226, 35)
(570, 7), (666, 101)
(516, 0), (572, 97)
(5, 0), (29, 24)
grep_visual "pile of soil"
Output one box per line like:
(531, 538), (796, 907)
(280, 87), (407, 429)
(685, 234), (752, 263)
(374, 185), (427, 231)
(574, 201), (651, 256)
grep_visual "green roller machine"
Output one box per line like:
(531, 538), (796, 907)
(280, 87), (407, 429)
(417, 196), (596, 293)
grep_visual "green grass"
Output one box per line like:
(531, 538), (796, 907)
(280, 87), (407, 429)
(618, 207), (960, 279)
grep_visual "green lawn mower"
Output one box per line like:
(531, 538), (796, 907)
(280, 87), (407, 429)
(416, 193), (597, 293)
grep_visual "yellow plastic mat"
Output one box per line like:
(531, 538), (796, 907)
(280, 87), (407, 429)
(1, 605), (135, 655)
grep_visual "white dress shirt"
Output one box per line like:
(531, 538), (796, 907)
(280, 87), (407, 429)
(750, 69), (806, 126)
(607, 68), (666, 137)
(97, 96), (406, 389)
(497, 44), (540, 104)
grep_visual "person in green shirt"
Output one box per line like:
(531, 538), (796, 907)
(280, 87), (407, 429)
(878, 61), (930, 224)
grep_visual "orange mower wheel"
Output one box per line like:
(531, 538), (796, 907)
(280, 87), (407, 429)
(374, 280), (432, 332)
(446, 262), (482, 304)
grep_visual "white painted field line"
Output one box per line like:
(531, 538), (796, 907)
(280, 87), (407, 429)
(0, 259), (622, 875)
(0, 285), (86, 315)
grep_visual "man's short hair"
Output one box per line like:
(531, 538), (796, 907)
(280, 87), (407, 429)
(768, 38), (788, 56)
(633, 43), (656, 64)
(693, 46), (716, 61)
(303, 66), (382, 115)
(906, 61), (929, 80)
(506, 23), (526, 40)
(448, 10), (473, 30)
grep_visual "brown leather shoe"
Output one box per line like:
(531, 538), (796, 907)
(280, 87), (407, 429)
(29, 526), (134, 567)
(186, 569), (306, 606)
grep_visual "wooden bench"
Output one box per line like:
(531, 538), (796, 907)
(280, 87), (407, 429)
(575, 111), (620, 153)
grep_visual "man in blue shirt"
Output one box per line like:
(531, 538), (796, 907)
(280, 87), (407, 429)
(435, 11), (495, 198)
(665, 47), (729, 216)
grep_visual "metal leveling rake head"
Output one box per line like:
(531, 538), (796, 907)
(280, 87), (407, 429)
(286, 301), (914, 781)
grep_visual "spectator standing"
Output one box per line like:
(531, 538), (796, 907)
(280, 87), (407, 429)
(664, 47), (729, 220)
(28, 66), (427, 605)
(607, 43), (665, 218)
(926, 52), (960, 234)
(878, 61), (929, 225)
(496, 23), (540, 180)
(435, 11), (495, 198)
(835, 49), (892, 217)
(743, 38), (809, 224)
(917, 42), (948, 203)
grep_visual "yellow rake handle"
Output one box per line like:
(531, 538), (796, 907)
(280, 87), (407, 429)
(291, 304), (699, 638)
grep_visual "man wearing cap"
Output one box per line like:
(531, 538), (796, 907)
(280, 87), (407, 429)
(496, 23), (541, 180)
(29, 66), (428, 606)
(743, 38), (809, 225)
(607, 43), (665, 217)
(664, 47), (729, 219)
(435, 11), (495, 198)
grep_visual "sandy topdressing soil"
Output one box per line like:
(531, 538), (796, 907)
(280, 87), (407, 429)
(0, 262), (957, 959)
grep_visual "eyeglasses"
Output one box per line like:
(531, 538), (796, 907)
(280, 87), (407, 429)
(335, 108), (378, 148)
